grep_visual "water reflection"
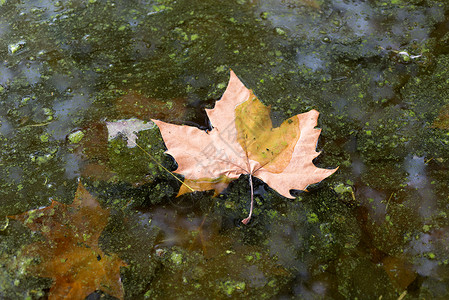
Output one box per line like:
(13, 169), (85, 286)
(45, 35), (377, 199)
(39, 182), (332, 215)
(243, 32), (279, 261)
(0, 64), (13, 85)
(148, 206), (216, 251)
(0, 116), (13, 136)
(406, 232), (439, 277)
(359, 186), (387, 222)
(17, 0), (66, 20)
(405, 155), (436, 218)
(19, 62), (42, 85)
(46, 91), (92, 140)
(295, 52), (325, 72)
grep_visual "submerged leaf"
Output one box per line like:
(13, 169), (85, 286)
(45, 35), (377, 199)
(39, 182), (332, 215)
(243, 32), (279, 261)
(9, 182), (127, 300)
(116, 90), (186, 122)
(382, 256), (416, 290)
(432, 104), (449, 130)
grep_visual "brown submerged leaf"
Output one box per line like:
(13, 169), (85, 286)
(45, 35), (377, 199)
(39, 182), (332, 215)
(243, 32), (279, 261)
(382, 256), (416, 290)
(116, 90), (186, 122)
(432, 104), (449, 130)
(9, 182), (127, 300)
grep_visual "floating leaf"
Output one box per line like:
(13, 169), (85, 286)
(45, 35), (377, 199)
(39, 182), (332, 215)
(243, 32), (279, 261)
(153, 71), (337, 223)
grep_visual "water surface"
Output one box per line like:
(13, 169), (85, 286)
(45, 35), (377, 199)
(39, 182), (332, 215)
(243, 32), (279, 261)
(1, 0), (449, 299)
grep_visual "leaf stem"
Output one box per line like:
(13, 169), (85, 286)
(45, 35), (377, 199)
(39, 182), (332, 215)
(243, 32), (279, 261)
(130, 139), (194, 193)
(241, 174), (254, 225)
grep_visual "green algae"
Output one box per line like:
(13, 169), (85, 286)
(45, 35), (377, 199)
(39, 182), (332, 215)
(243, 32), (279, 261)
(219, 280), (246, 296)
(170, 252), (183, 265)
(67, 130), (84, 144)
(106, 126), (169, 197)
(146, 237), (292, 299)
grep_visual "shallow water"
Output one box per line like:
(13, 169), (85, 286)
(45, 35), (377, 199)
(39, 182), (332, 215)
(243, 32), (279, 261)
(1, 0), (449, 299)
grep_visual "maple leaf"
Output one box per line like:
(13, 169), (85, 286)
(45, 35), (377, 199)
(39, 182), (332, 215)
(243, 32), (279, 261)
(9, 182), (127, 300)
(153, 71), (337, 224)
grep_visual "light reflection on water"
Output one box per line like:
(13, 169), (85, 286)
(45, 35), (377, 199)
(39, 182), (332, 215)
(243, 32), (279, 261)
(46, 92), (93, 140)
(0, 116), (13, 136)
(0, 64), (13, 86)
(405, 155), (437, 219)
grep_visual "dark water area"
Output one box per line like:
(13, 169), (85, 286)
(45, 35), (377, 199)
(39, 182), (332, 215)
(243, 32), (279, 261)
(1, 0), (449, 299)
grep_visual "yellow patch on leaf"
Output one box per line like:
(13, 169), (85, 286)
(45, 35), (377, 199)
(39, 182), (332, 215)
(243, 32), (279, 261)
(177, 176), (234, 197)
(235, 91), (300, 173)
